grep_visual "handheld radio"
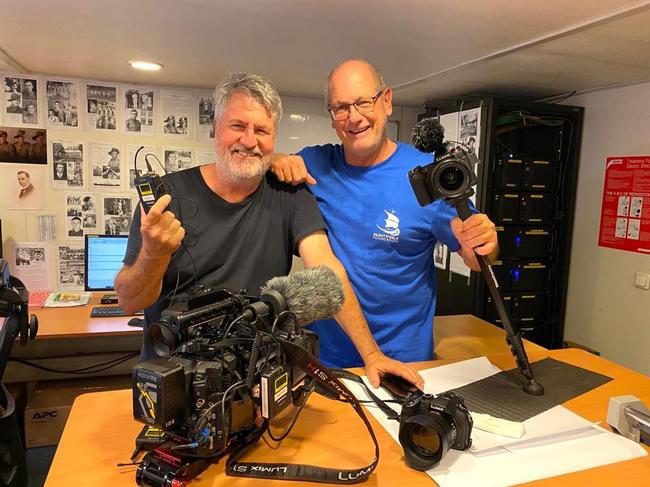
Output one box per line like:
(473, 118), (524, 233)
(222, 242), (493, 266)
(133, 146), (168, 213)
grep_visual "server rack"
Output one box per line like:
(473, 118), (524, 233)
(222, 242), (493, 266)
(434, 98), (584, 349)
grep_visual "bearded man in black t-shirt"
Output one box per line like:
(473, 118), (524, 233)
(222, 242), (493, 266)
(114, 73), (421, 388)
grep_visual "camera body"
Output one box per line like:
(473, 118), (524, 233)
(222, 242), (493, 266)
(398, 390), (473, 471)
(408, 147), (479, 207)
(132, 285), (319, 458)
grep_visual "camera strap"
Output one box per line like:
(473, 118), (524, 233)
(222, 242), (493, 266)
(226, 338), (380, 484)
(326, 369), (401, 422)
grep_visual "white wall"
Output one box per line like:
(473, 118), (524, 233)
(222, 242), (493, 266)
(564, 82), (650, 375)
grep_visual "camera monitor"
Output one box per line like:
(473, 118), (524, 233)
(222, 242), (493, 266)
(84, 234), (128, 291)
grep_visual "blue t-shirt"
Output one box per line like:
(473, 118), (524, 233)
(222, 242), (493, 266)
(299, 142), (462, 368)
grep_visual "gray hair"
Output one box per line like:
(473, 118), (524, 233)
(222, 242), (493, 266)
(213, 73), (283, 127)
(325, 58), (386, 102)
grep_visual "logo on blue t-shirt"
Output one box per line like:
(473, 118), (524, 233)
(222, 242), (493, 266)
(373, 209), (400, 242)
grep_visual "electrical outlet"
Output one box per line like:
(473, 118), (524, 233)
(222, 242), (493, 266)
(634, 272), (650, 290)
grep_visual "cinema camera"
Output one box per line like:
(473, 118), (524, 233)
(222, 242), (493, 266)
(132, 266), (386, 486)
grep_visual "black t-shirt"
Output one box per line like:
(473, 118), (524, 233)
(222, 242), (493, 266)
(124, 167), (325, 359)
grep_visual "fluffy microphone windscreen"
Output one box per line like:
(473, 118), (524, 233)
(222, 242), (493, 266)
(261, 266), (345, 326)
(411, 117), (446, 155)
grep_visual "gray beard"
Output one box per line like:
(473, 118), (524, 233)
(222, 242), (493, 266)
(215, 146), (272, 185)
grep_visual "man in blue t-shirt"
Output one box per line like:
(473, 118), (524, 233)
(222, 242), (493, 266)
(271, 59), (498, 369)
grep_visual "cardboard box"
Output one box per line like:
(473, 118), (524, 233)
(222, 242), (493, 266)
(24, 375), (131, 448)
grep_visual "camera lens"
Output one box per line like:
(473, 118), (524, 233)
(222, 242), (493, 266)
(438, 166), (464, 192)
(410, 424), (441, 456)
(429, 159), (471, 198)
(399, 414), (457, 471)
(149, 322), (178, 357)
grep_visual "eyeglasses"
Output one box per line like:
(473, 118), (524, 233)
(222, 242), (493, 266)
(328, 90), (384, 121)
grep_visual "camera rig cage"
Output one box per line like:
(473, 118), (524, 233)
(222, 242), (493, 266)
(131, 285), (381, 486)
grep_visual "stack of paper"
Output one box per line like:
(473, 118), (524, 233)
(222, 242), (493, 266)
(43, 292), (92, 308)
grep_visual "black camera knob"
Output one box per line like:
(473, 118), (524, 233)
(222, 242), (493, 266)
(404, 396), (418, 407)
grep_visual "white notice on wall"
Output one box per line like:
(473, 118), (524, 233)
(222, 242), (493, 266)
(10, 242), (52, 291)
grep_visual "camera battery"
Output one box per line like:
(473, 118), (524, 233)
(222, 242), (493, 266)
(260, 365), (290, 419)
(133, 359), (185, 429)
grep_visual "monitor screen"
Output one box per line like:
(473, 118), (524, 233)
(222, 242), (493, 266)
(84, 235), (129, 291)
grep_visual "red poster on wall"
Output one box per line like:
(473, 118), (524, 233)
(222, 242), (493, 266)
(598, 156), (650, 254)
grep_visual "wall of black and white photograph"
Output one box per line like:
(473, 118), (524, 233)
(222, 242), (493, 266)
(0, 71), (265, 292)
(46, 79), (79, 128)
(4, 76), (39, 126)
(103, 196), (132, 235)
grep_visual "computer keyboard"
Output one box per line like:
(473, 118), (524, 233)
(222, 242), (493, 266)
(90, 306), (144, 318)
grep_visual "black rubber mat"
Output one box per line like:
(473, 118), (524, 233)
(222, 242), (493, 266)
(445, 358), (613, 422)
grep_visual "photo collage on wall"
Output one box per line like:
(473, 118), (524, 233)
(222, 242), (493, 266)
(57, 244), (85, 290)
(65, 192), (99, 238)
(0, 71), (217, 291)
(46, 79), (79, 128)
(103, 196), (133, 235)
(51, 141), (84, 187)
(124, 86), (155, 136)
(4, 76), (39, 126)
(86, 83), (117, 131)
(91, 143), (123, 188)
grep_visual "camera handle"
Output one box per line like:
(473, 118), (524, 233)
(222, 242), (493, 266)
(449, 198), (544, 396)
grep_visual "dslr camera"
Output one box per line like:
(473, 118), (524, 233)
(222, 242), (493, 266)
(408, 147), (479, 207)
(398, 390), (473, 471)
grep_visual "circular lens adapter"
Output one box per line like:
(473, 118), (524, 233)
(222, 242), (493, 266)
(399, 413), (457, 471)
(148, 320), (180, 358)
(430, 159), (472, 198)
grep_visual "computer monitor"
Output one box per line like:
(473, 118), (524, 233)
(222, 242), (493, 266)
(84, 234), (129, 291)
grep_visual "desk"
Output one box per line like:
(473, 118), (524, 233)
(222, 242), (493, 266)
(45, 349), (650, 486)
(434, 314), (547, 359)
(8, 312), (522, 382)
(31, 293), (139, 339)
(6, 294), (141, 383)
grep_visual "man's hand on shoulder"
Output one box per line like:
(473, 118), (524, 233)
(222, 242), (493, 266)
(271, 153), (317, 186)
(140, 194), (185, 256)
(363, 350), (424, 389)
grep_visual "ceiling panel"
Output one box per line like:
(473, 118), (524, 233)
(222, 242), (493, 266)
(1, 0), (649, 106)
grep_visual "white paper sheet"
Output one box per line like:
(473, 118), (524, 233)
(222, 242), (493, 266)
(9, 242), (52, 291)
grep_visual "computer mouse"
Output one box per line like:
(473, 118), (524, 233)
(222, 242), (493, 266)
(128, 317), (144, 327)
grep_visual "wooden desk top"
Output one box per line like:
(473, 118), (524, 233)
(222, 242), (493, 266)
(30, 293), (138, 339)
(45, 349), (650, 487)
(434, 314), (547, 359)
